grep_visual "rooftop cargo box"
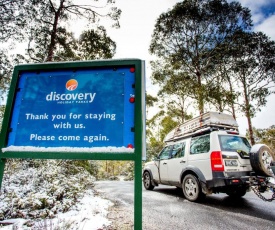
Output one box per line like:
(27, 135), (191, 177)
(164, 112), (238, 143)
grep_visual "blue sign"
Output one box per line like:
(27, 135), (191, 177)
(8, 67), (135, 148)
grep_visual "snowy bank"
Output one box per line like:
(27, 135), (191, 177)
(0, 189), (113, 230)
(0, 159), (114, 229)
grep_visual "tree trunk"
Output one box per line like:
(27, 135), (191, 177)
(196, 71), (204, 115)
(227, 76), (236, 120)
(45, 0), (65, 62)
(180, 97), (185, 123)
(247, 115), (255, 145)
(243, 86), (255, 145)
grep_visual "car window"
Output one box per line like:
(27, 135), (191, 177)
(190, 134), (210, 154)
(158, 145), (173, 160)
(171, 142), (186, 158)
(219, 135), (251, 153)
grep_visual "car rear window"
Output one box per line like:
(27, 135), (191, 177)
(219, 135), (251, 153)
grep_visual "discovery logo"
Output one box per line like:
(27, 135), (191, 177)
(66, 79), (78, 91)
(45, 79), (96, 103)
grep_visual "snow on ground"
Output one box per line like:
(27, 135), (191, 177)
(0, 189), (113, 230)
(2, 146), (134, 153)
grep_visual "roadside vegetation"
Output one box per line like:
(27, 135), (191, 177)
(0, 159), (132, 222)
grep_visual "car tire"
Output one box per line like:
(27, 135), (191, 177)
(226, 188), (247, 198)
(182, 174), (205, 202)
(143, 171), (155, 190)
(250, 144), (275, 177)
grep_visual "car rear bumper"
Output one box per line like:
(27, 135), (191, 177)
(206, 171), (251, 190)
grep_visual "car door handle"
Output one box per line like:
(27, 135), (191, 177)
(180, 160), (186, 163)
(163, 162), (167, 165)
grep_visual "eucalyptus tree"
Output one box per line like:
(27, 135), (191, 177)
(0, 0), (27, 42)
(0, 49), (13, 127)
(146, 111), (178, 160)
(201, 55), (241, 118)
(146, 94), (158, 108)
(24, 0), (121, 62)
(228, 31), (275, 144)
(0, 0), (27, 99)
(151, 59), (195, 123)
(149, 0), (252, 115)
(253, 126), (275, 150)
(0, 50), (12, 96)
(44, 27), (117, 62)
(75, 26), (116, 60)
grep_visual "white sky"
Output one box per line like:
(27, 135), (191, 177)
(108, 0), (181, 91)
(95, 0), (275, 135)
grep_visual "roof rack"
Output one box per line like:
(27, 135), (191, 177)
(164, 112), (239, 143)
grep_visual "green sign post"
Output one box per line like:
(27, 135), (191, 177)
(0, 59), (146, 230)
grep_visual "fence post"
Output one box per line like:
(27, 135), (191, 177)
(134, 157), (142, 230)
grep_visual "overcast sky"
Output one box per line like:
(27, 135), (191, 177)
(94, 0), (275, 134)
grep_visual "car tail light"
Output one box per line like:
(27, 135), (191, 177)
(211, 151), (224, 172)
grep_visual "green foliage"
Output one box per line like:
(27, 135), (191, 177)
(225, 31), (275, 144)
(149, 0), (252, 114)
(124, 161), (134, 181)
(76, 27), (116, 60)
(22, 0), (121, 62)
(67, 160), (99, 177)
(0, 0), (121, 63)
(253, 126), (275, 151)
(97, 161), (133, 180)
(0, 0), (27, 42)
(0, 50), (12, 128)
(146, 111), (179, 161)
(228, 31), (275, 115)
(146, 137), (164, 161)
(146, 94), (158, 108)
(159, 116), (178, 141)
(0, 49), (13, 97)
(0, 105), (5, 129)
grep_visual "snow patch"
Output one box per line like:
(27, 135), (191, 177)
(2, 146), (134, 153)
(0, 189), (113, 230)
(0, 159), (114, 229)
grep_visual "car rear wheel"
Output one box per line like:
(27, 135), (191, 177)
(182, 174), (205, 202)
(250, 144), (275, 177)
(143, 171), (155, 190)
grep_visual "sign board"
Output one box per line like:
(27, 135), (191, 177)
(8, 68), (134, 148)
(0, 59), (146, 158)
(0, 59), (145, 230)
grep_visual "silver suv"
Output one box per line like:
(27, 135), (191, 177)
(143, 112), (274, 202)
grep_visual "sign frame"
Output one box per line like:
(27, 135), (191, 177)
(0, 59), (145, 230)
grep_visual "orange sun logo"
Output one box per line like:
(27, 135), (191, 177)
(66, 79), (78, 91)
